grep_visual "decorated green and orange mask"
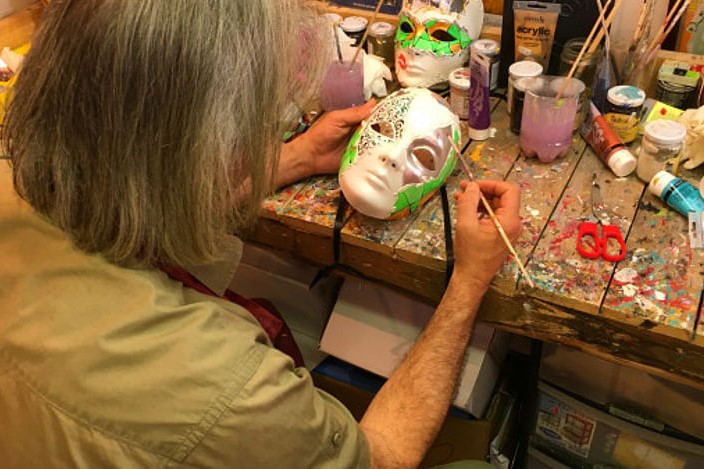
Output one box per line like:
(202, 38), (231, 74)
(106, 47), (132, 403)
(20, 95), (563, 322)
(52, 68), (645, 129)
(395, 0), (484, 88)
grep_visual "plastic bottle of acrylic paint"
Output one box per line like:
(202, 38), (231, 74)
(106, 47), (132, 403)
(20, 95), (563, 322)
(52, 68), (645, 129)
(580, 101), (637, 177)
(649, 171), (704, 216)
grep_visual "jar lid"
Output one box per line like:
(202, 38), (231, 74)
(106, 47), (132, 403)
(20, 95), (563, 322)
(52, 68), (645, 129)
(514, 76), (541, 93)
(508, 60), (543, 79)
(607, 85), (646, 108)
(549, 76), (585, 97)
(321, 13), (343, 24)
(608, 149), (637, 177)
(644, 119), (687, 145)
(472, 39), (500, 56)
(449, 67), (470, 90)
(649, 170), (676, 197)
(369, 21), (394, 37)
(340, 16), (368, 33)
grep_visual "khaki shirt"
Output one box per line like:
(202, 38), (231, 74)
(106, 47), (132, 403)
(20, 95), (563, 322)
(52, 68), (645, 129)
(0, 161), (370, 468)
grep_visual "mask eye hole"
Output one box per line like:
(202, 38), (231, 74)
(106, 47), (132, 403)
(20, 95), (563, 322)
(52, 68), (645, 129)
(400, 20), (414, 33)
(371, 122), (395, 138)
(411, 147), (435, 171)
(430, 29), (456, 42)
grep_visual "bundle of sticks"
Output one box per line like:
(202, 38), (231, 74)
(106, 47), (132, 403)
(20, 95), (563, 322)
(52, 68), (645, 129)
(625, 0), (693, 84)
(555, 0), (621, 100)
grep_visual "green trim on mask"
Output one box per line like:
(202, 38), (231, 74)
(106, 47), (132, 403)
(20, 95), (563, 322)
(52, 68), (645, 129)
(389, 128), (460, 216)
(339, 128), (362, 175)
(395, 15), (471, 57)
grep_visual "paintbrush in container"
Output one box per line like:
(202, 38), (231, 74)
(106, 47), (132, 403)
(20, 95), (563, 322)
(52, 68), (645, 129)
(348, 0), (386, 70)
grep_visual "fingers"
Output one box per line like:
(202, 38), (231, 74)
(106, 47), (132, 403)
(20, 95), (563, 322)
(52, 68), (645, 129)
(454, 181), (480, 223)
(327, 99), (376, 126)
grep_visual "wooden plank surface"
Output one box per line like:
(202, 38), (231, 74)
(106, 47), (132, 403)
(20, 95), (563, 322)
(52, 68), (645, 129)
(255, 91), (704, 386)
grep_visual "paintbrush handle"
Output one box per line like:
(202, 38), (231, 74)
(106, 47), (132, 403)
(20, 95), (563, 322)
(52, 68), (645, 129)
(556, 0), (615, 100)
(586, 0), (621, 55)
(349, 0), (385, 69)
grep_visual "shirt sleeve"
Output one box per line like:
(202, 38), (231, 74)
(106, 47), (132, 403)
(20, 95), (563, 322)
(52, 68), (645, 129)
(182, 343), (371, 468)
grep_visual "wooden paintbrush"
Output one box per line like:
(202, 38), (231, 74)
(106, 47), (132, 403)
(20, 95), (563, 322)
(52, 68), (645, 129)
(448, 138), (536, 288)
(348, 0), (386, 69)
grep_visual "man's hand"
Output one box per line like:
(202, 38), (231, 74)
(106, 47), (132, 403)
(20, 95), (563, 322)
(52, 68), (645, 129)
(452, 179), (522, 291)
(276, 100), (375, 188)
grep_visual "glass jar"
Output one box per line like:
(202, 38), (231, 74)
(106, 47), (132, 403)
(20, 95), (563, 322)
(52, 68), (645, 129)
(636, 120), (687, 183)
(367, 21), (395, 70)
(507, 60), (543, 116)
(448, 67), (470, 120)
(656, 79), (697, 110)
(604, 85), (646, 144)
(559, 38), (598, 129)
(559, 38), (599, 89)
(340, 16), (368, 47)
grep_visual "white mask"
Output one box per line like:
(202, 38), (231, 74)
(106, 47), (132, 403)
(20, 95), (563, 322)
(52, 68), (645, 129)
(339, 87), (461, 219)
(395, 0), (484, 88)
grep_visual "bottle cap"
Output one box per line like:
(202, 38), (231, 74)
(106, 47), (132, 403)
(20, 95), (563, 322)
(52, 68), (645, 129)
(643, 119), (687, 146)
(607, 85), (646, 108)
(340, 16), (368, 33)
(608, 148), (637, 177)
(369, 21), (394, 38)
(471, 39), (500, 56)
(508, 60), (543, 79)
(649, 170), (676, 197)
(321, 13), (343, 25)
(467, 126), (492, 141)
(449, 67), (470, 90)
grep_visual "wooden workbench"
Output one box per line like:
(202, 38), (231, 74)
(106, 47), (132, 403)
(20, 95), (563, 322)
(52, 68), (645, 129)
(253, 96), (704, 390)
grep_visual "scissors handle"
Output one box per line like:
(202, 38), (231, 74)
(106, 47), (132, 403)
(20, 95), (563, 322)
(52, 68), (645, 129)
(576, 222), (627, 262)
(601, 224), (626, 262)
(577, 222), (601, 259)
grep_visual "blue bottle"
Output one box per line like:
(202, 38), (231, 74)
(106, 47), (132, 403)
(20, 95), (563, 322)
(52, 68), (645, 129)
(649, 171), (704, 216)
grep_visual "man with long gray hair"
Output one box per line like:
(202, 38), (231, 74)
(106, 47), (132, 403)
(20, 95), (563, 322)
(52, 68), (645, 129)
(0, 0), (521, 467)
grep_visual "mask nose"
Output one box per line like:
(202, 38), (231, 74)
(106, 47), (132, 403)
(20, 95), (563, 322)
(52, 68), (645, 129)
(378, 151), (402, 171)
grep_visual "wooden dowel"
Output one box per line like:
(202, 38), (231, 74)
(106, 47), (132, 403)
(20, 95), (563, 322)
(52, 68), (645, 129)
(348, 0), (385, 69)
(555, 0), (615, 100)
(448, 139), (536, 289)
(586, 0), (623, 55)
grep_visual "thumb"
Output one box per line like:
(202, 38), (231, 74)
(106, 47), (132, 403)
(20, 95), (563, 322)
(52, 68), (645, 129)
(332, 99), (376, 126)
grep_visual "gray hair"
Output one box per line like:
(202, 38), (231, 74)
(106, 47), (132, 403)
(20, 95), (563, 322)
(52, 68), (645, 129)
(2, 0), (329, 266)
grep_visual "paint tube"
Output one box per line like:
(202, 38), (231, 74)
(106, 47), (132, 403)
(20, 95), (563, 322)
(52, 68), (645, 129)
(467, 42), (491, 140)
(580, 101), (637, 177)
(513, 1), (560, 70)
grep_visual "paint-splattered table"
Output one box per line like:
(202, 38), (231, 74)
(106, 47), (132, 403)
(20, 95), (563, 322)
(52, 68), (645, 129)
(252, 97), (704, 388)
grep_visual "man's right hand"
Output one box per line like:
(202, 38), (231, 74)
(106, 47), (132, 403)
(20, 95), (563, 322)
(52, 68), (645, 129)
(452, 179), (522, 292)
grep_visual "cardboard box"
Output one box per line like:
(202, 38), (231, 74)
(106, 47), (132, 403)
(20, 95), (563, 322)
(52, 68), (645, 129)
(319, 275), (509, 418)
(312, 358), (493, 468)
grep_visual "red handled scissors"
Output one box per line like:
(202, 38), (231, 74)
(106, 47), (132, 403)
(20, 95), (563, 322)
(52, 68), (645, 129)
(576, 174), (627, 262)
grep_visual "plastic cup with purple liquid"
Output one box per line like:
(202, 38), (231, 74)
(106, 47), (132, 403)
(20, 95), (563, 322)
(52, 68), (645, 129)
(320, 60), (365, 112)
(519, 76), (585, 163)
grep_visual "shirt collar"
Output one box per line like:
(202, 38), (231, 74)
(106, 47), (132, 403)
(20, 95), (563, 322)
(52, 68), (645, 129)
(185, 235), (244, 296)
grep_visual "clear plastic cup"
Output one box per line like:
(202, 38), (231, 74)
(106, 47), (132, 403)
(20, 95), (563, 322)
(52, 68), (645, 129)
(520, 76), (584, 163)
(320, 60), (365, 112)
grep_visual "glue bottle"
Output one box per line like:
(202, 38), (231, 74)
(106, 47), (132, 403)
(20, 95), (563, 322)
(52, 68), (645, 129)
(649, 171), (704, 216)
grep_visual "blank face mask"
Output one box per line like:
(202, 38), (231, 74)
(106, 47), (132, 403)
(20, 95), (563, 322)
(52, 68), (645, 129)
(395, 0), (484, 89)
(339, 87), (461, 220)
